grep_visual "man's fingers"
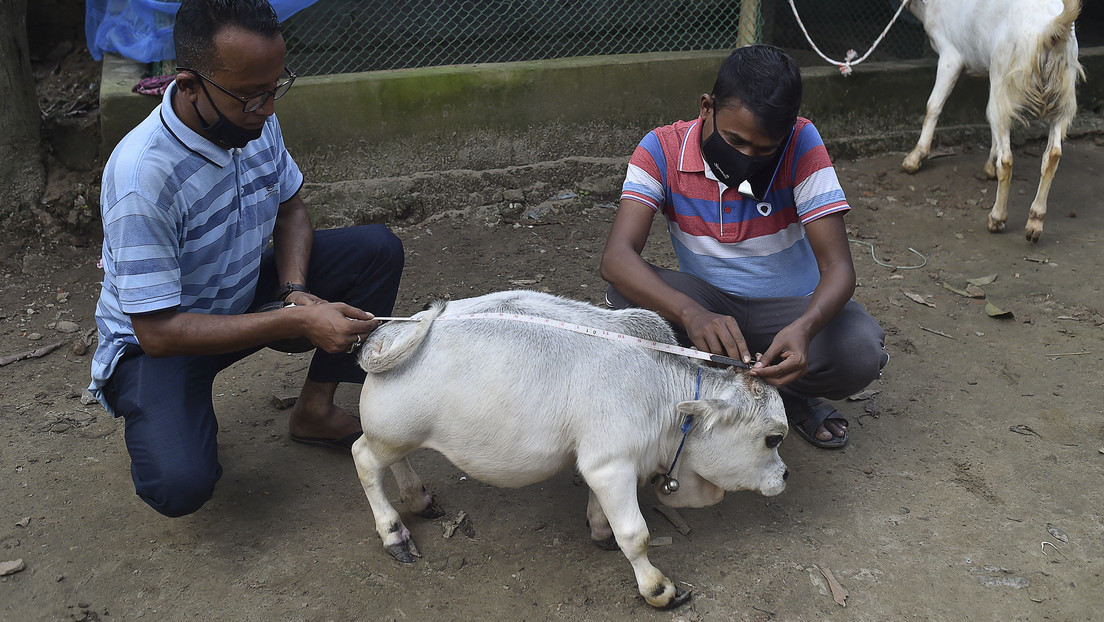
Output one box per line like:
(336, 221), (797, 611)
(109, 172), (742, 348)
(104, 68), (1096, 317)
(707, 317), (747, 363)
(716, 330), (748, 363)
(756, 344), (784, 368)
(749, 351), (806, 385)
(700, 333), (724, 358)
(335, 302), (373, 321)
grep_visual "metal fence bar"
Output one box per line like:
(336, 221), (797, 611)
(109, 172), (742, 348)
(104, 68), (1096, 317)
(280, 0), (928, 77)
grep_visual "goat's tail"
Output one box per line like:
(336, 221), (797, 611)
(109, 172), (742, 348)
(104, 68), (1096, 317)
(1018, 0), (1084, 125)
(358, 299), (447, 373)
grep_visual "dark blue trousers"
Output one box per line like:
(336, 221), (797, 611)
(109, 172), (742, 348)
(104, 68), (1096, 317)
(102, 225), (403, 517)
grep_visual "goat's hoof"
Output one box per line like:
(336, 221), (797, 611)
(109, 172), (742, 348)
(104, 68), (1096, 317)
(1025, 221), (1043, 242)
(987, 218), (1006, 233)
(900, 159), (922, 174)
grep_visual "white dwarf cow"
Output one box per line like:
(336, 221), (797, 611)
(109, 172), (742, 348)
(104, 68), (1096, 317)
(353, 290), (789, 609)
(901, 0), (1084, 241)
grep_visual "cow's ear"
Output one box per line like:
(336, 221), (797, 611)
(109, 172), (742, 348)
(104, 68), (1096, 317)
(676, 399), (707, 416)
(676, 399), (732, 429)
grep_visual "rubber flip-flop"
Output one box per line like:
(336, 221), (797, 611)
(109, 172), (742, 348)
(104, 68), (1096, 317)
(782, 395), (849, 449)
(289, 431), (362, 449)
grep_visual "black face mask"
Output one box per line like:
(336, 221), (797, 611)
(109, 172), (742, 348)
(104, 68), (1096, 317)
(700, 112), (779, 197)
(192, 81), (264, 149)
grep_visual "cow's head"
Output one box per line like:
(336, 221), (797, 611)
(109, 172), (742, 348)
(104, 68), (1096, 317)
(657, 371), (788, 507)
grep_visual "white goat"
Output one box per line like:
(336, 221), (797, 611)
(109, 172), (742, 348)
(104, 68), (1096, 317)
(901, 0), (1084, 241)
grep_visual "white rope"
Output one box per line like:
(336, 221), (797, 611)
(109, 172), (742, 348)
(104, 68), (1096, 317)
(372, 312), (749, 368)
(848, 238), (927, 269)
(787, 0), (912, 76)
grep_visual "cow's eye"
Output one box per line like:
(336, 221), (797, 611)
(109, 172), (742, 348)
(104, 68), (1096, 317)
(766, 434), (783, 449)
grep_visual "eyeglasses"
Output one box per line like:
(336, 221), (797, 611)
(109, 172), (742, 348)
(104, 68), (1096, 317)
(178, 66), (297, 113)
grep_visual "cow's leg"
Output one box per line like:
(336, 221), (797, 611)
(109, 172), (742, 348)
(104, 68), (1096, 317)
(902, 51), (964, 174)
(584, 462), (690, 609)
(351, 435), (421, 562)
(1024, 121), (1066, 242)
(985, 80), (1014, 234)
(586, 489), (618, 550)
(390, 457), (445, 518)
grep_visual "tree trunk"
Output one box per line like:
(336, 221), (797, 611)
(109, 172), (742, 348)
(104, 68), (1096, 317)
(0, 0), (45, 215)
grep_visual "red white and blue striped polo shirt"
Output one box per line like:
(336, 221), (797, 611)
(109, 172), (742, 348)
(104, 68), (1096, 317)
(621, 117), (850, 298)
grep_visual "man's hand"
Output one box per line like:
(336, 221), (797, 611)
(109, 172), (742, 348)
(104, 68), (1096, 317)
(748, 322), (811, 386)
(682, 307), (752, 365)
(295, 302), (380, 354)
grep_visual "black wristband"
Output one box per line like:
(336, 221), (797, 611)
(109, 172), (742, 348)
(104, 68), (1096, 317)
(277, 282), (309, 301)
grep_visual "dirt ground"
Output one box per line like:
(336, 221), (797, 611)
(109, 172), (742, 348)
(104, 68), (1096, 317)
(4, 97), (1104, 621)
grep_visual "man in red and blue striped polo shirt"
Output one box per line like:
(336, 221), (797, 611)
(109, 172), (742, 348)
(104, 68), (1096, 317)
(602, 45), (887, 449)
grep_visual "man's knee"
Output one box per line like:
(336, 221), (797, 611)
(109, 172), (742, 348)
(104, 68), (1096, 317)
(804, 316), (887, 399)
(829, 342), (888, 397)
(348, 225), (404, 270)
(132, 461), (221, 518)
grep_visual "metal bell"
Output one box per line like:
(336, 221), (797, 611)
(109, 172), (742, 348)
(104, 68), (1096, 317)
(660, 476), (680, 494)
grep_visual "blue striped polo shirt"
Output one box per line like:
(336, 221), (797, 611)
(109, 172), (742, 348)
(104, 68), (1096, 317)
(622, 117), (850, 298)
(89, 83), (304, 413)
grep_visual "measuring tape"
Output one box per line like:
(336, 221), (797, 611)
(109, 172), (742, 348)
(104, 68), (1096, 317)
(372, 312), (750, 369)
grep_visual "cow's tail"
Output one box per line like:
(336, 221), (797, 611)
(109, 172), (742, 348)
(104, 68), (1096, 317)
(1017, 0), (1083, 124)
(358, 299), (447, 373)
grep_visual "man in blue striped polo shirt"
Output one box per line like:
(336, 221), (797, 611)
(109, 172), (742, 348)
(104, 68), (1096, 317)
(601, 45), (887, 449)
(89, 0), (404, 517)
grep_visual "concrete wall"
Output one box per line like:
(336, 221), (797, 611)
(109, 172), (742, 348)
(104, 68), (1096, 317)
(100, 48), (1104, 226)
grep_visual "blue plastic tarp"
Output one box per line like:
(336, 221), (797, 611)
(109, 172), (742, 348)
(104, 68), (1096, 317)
(86, 0), (321, 63)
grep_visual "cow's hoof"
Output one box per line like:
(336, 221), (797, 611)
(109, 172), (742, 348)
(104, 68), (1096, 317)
(585, 519), (618, 550)
(593, 535), (619, 551)
(656, 586), (693, 610)
(415, 501), (446, 519)
(385, 540), (421, 563)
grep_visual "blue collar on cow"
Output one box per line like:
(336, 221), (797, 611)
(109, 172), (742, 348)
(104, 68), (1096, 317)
(656, 367), (700, 495)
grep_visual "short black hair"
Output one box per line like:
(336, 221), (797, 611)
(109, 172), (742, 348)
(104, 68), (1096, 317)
(174, 0), (282, 72)
(711, 45), (802, 141)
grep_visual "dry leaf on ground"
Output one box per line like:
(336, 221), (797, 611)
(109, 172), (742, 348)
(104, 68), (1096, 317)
(904, 292), (935, 307)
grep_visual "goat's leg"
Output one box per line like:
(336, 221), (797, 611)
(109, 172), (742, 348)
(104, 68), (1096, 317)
(985, 93), (1014, 233)
(984, 138), (999, 180)
(903, 52), (964, 173)
(1024, 118), (1070, 242)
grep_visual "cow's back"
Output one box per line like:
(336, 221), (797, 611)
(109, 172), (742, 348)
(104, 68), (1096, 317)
(363, 290), (678, 372)
(440, 289), (676, 343)
(357, 291), (690, 485)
